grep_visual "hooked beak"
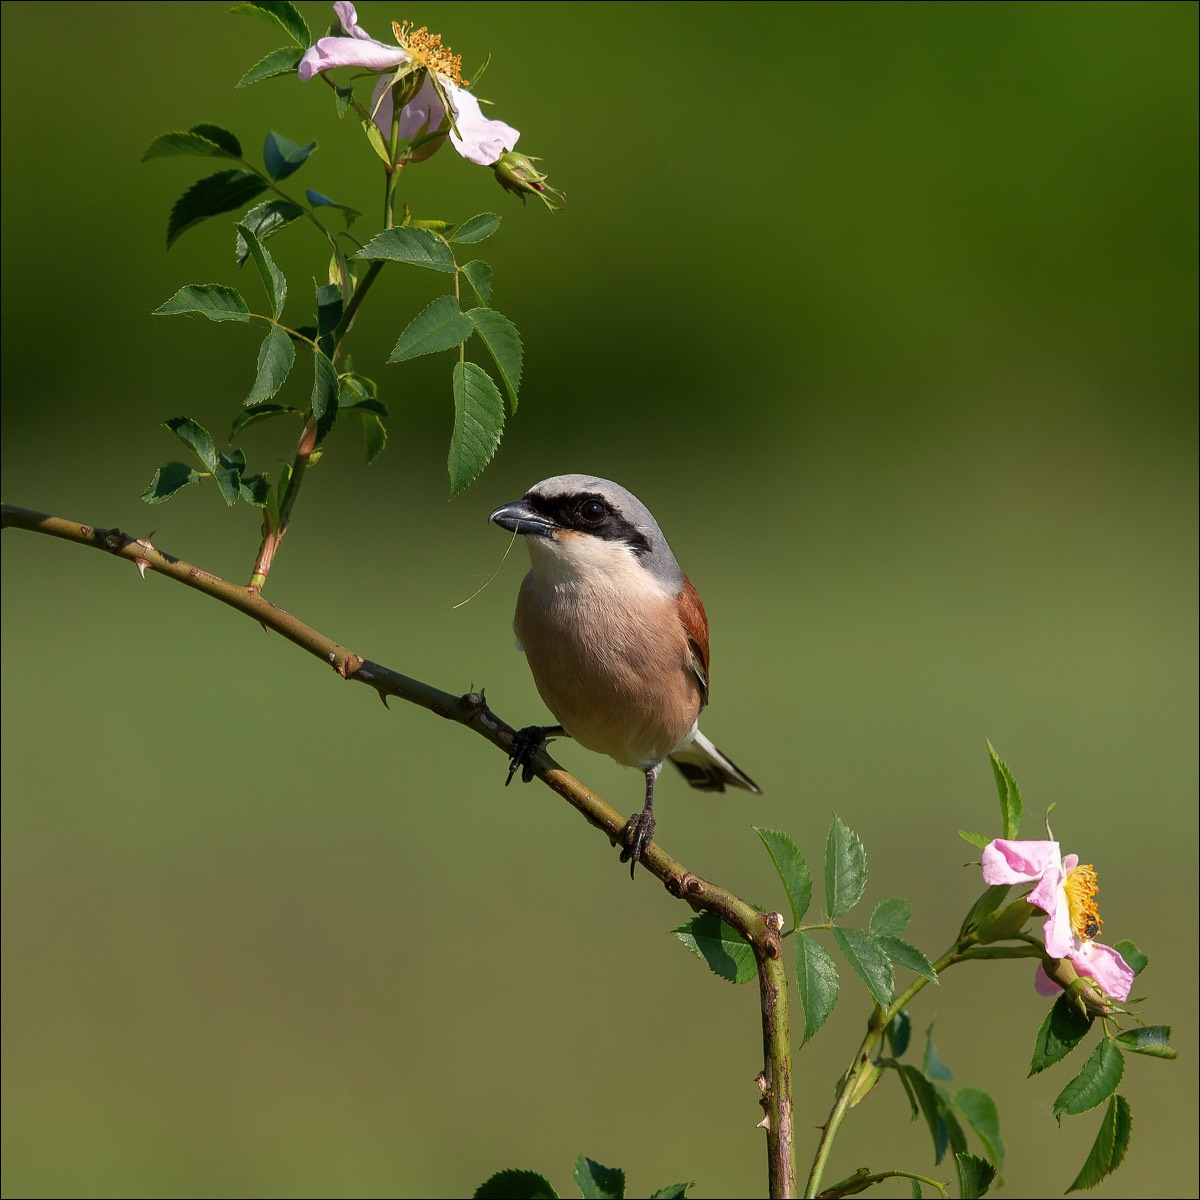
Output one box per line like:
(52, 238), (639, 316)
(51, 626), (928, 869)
(489, 498), (557, 538)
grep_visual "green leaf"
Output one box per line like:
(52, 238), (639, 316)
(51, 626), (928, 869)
(388, 295), (473, 363)
(825, 814), (867, 919)
(1067, 1094), (1132, 1192)
(142, 124), (241, 161)
(649, 1186), (692, 1199)
(263, 130), (316, 181)
(1054, 1040), (1124, 1119)
(360, 117), (393, 166)
(236, 223), (286, 317)
(877, 935), (938, 982)
(452, 212), (502, 243)
(316, 282), (342, 352)
(869, 898), (912, 937)
(167, 169), (267, 248)
(956, 829), (990, 850)
(334, 85), (353, 118)
(671, 912), (756, 985)
(474, 1169), (558, 1200)
(230, 402), (302, 439)
(753, 827), (812, 928)
(885, 1008), (912, 1058)
(955, 1152), (996, 1199)
(305, 188), (361, 225)
(236, 45), (304, 87)
(448, 361), (505, 497)
(986, 740), (1022, 839)
(355, 227), (456, 273)
(466, 308), (523, 413)
(360, 412), (387, 463)
(1030, 994), (1093, 1075)
(910, 1182), (922, 1200)
(897, 1065), (962, 1165)
(1111, 939), (1148, 976)
(1114, 1025), (1176, 1060)
(311, 350), (340, 445)
(238, 474), (271, 506)
(244, 326), (296, 406)
(831, 928), (893, 1007)
(952, 1087), (1004, 1169)
(229, 0), (310, 47)
(461, 260), (494, 306)
(236, 199), (305, 264)
(163, 416), (217, 471)
(154, 284), (250, 323)
(141, 461), (201, 504)
(573, 1154), (625, 1200)
(923, 1027), (955, 1083)
(794, 932), (839, 1041)
(960, 885), (1011, 937)
(212, 450), (244, 506)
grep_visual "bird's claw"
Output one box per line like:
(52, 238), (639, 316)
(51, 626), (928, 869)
(506, 725), (548, 786)
(617, 809), (656, 879)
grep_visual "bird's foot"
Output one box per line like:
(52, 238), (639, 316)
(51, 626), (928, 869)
(617, 808), (656, 879)
(506, 725), (551, 785)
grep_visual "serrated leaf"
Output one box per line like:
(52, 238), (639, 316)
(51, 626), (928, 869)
(897, 1065), (962, 1165)
(466, 308), (523, 413)
(1054, 1039), (1124, 1119)
(230, 1), (310, 47)
(986, 741), (1022, 839)
(957, 829), (991, 850)
(1111, 939), (1148, 976)
(825, 815), (868, 919)
(754, 827), (812, 928)
(236, 199), (305, 264)
(474, 1169), (558, 1200)
(316, 281), (342, 352)
(955, 1152), (996, 1199)
(142, 125), (241, 161)
(1030, 993), (1093, 1075)
(794, 932), (839, 1041)
(311, 350), (340, 445)
(388, 295), (473, 362)
(671, 912), (756, 985)
(885, 1008), (912, 1058)
(355, 226), (456, 272)
(230, 402), (302, 438)
(1114, 1025), (1176, 1060)
(361, 116), (393, 165)
(1067, 1094), (1131, 1192)
(869, 898), (912, 937)
(212, 450), (244, 506)
(910, 1182), (922, 1200)
(649, 1186), (692, 1199)
(877, 935), (938, 982)
(238, 473), (271, 506)
(264, 130), (316, 181)
(236, 44), (304, 87)
(831, 928), (894, 1007)
(244, 326), (296, 406)
(448, 361), (505, 497)
(952, 1087), (1004, 1169)
(167, 169), (267, 248)
(461, 260), (494, 306)
(360, 412), (387, 463)
(163, 416), (217, 471)
(573, 1154), (624, 1200)
(154, 284), (250, 323)
(305, 188), (361, 225)
(334, 85), (353, 117)
(141, 461), (201, 504)
(236, 223), (287, 317)
(452, 212), (502, 243)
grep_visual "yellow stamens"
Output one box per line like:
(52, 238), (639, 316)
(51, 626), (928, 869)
(1064, 863), (1103, 942)
(392, 21), (466, 86)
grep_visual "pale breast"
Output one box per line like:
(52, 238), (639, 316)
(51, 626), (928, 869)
(514, 570), (702, 770)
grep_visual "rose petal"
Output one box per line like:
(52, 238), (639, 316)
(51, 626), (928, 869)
(371, 73), (450, 159)
(443, 78), (520, 165)
(299, 36), (409, 81)
(1073, 941), (1135, 1002)
(1034, 962), (1061, 996)
(334, 1), (372, 39)
(981, 839), (1061, 886)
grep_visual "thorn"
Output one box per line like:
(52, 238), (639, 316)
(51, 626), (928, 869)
(377, 690), (391, 708)
(756, 1116), (770, 1130)
(133, 558), (150, 579)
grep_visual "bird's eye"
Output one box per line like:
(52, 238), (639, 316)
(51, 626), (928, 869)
(579, 499), (607, 524)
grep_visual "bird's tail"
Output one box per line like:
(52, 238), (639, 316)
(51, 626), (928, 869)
(668, 730), (762, 794)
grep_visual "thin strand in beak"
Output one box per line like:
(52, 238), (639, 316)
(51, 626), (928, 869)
(452, 526), (519, 610)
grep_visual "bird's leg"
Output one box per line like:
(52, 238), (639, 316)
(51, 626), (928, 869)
(505, 724), (568, 785)
(618, 763), (662, 878)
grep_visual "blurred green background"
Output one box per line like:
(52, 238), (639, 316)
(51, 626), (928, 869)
(2, 2), (1196, 1196)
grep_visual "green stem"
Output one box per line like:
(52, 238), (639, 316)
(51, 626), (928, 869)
(2, 501), (798, 1199)
(817, 1168), (948, 1199)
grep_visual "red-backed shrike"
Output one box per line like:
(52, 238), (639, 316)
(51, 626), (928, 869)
(490, 474), (760, 874)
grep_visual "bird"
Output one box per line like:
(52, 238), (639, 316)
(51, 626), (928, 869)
(489, 474), (761, 875)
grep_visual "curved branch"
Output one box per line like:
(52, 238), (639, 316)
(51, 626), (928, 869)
(2, 501), (797, 1199)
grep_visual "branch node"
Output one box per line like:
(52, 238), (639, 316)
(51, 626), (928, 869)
(766, 910), (784, 933)
(102, 528), (126, 552)
(755, 1069), (769, 1095)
